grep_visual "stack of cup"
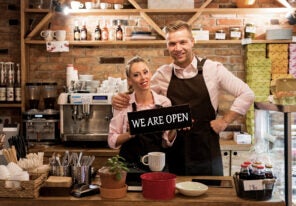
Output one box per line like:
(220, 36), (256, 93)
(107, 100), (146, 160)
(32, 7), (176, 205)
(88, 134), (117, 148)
(66, 64), (78, 92)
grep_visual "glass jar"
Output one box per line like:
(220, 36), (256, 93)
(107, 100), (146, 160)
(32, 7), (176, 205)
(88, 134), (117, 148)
(215, 29), (226, 40)
(244, 23), (256, 39)
(229, 27), (241, 40)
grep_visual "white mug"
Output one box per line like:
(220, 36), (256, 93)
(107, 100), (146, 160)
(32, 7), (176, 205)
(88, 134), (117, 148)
(71, 1), (84, 10)
(114, 3), (123, 10)
(40, 30), (54, 41)
(100, 2), (111, 9)
(53, 30), (66, 41)
(85, 2), (92, 9)
(141, 152), (165, 172)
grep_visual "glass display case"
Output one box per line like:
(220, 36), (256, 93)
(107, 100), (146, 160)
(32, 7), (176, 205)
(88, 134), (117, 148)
(254, 102), (296, 206)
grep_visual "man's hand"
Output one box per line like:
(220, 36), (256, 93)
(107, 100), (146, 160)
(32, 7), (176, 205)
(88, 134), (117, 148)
(210, 118), (228, 134)
(112, 93), (130, 110)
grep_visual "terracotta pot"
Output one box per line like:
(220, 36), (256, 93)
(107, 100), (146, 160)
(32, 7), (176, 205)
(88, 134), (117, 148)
(100, 184), (127, 199)
(98, 169), (127, 189)
(236, 0), (256, 8)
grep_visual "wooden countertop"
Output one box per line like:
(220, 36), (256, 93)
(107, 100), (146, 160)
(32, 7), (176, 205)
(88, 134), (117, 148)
(0, 176), (284, 206)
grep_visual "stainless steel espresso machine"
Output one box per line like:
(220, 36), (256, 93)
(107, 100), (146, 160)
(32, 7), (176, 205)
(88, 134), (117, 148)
(57, 93), (113, 142)
(23, 82), (60, 145)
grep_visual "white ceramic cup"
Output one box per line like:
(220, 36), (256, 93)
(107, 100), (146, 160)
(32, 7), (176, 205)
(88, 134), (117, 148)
(71, 1), (83, 10)
(53, 30), (66, 41)
(100, 2), (111, 9)
(85, 2), (92, 9)
(114, 3), (123, 9)
(141, 152), (165, 172)
(40, 30), (54, 41)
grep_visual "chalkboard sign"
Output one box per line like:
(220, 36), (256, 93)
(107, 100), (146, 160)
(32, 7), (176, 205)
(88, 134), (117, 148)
(127, 104), (192, 135)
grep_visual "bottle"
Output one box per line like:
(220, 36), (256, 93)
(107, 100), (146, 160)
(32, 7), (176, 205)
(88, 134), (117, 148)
(14, 63), (21, 103)
(265, 164), (274, 179)
(254, 165), (266, 179)
(239, 163), (250, 180)
(101, 21), (109, 41)
(6, 62), (14, 102)
(116, 22), (123, 41)
(0, 62), (6, 102)
(80, 20), (87, 40)
(94, 20), (102, 40)
(73, 21), (80, 41)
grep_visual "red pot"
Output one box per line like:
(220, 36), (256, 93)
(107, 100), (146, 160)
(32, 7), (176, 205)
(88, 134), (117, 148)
(140, 172), (176, 200)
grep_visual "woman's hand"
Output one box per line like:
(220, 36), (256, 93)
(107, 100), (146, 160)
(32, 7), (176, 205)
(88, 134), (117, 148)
(112, 93), (130, 110)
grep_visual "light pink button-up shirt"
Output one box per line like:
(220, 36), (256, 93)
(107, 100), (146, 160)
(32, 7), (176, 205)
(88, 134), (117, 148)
(151, 56), (255, 115)
(108, 90), (173, 149)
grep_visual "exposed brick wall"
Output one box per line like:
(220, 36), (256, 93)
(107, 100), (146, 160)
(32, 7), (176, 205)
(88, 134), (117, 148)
(1, 0), (295, 127)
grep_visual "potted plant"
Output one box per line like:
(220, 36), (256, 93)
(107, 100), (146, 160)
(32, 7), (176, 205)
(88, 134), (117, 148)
(98, 155), (129, 191)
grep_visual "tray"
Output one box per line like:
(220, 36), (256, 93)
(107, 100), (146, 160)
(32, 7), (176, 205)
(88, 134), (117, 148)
(0, 173), (47, 198)
(233, 173), (276, 200)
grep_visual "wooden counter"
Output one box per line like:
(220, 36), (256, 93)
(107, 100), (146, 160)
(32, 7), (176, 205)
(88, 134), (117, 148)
(27, 140), (251, 169)
(0, 176), (284, 206)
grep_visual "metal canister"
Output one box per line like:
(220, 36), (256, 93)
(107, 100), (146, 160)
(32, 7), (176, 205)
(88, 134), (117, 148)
(215, 29), (226, 40)
(244, 23), (256, 39)
(229, 27), (241, 40)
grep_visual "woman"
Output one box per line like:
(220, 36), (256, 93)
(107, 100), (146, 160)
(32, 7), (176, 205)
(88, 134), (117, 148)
(108, 56), (176, 170)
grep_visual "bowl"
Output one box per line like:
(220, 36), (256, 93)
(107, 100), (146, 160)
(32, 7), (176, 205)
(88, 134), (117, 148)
(140, 172), (176, 200)
(176, 181), (208, 197)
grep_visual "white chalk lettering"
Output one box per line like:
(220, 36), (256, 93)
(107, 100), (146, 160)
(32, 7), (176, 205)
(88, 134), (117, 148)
(166, 113), (189, 123)
(147, 116), (165, 126)
(131, 118), (146, 128)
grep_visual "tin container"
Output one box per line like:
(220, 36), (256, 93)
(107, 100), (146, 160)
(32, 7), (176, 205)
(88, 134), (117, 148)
(244, 23), (256, 39)
(230, 27), (241, 40)
(215, 29), (226, 40)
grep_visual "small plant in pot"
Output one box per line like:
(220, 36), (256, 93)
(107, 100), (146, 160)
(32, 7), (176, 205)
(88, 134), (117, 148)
(99, 155), (129, 189)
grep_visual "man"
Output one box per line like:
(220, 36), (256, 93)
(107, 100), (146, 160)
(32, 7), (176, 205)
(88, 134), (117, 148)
(112, 20), (255, 176)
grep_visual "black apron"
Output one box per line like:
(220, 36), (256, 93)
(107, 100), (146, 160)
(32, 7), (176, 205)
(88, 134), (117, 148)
(166, 57), (223, 176)
(119, 103), (164, 170)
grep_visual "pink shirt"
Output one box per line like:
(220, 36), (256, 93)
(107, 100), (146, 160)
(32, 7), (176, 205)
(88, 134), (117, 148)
(151, 56), (255, 115)
(108, 90), (173, 149)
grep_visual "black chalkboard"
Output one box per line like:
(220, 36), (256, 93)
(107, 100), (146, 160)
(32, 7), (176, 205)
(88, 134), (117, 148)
(127, 104), (192, 135)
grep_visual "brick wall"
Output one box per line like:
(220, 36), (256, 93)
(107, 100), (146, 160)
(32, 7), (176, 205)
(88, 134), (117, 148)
(1, 0), (295, 127)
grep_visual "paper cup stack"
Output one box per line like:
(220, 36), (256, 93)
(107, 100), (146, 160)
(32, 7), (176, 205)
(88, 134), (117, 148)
(66, 64), (78, 91)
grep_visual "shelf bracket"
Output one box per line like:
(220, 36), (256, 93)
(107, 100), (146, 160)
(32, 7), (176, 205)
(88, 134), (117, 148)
(26, 12), (54, 39)
(188, 0), (213, 25)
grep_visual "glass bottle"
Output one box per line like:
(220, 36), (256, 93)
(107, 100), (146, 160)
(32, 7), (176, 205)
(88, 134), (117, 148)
(101, 21), (109, 41)
(14, 63), (21, 103)
(265, 164), (274, 179)
(116, 22), (123, 41)
(73, 21), (80, 41)
(0, 62), (6, 102)
(254, 165), (266, 179)
(239, 163), (250, 179)
(94, 20), (102, 40)
(6, 62), (14, 102)
(80, 20), (87, 40)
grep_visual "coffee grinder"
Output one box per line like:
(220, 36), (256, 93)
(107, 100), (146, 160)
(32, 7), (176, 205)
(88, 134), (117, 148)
(23, 82), (60, 145)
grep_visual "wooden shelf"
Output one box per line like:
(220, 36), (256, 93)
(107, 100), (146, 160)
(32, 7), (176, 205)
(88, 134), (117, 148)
(24, 39), (294, 46)
(0, 103), (22, 108)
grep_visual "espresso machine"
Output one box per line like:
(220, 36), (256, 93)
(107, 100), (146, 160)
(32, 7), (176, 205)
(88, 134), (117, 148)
(58, 92), (113, 142)
(22, 82), (60, 145)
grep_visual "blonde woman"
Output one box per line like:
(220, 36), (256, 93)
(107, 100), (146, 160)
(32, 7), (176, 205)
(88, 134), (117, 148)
(108, 56), (176, 170)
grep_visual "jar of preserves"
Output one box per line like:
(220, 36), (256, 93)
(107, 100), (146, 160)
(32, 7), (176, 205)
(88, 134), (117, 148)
(215, 29), (226, 40)
(229, 27), (241, 40)
(244, 23), (256, 39)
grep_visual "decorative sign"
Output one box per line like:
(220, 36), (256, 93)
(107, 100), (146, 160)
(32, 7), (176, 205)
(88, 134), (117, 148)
(127, 104), (192, 135)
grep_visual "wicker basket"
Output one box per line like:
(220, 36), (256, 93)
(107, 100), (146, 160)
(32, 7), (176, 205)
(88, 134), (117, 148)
(0, 173), (47, 198)
(233, 173), (276, 201)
